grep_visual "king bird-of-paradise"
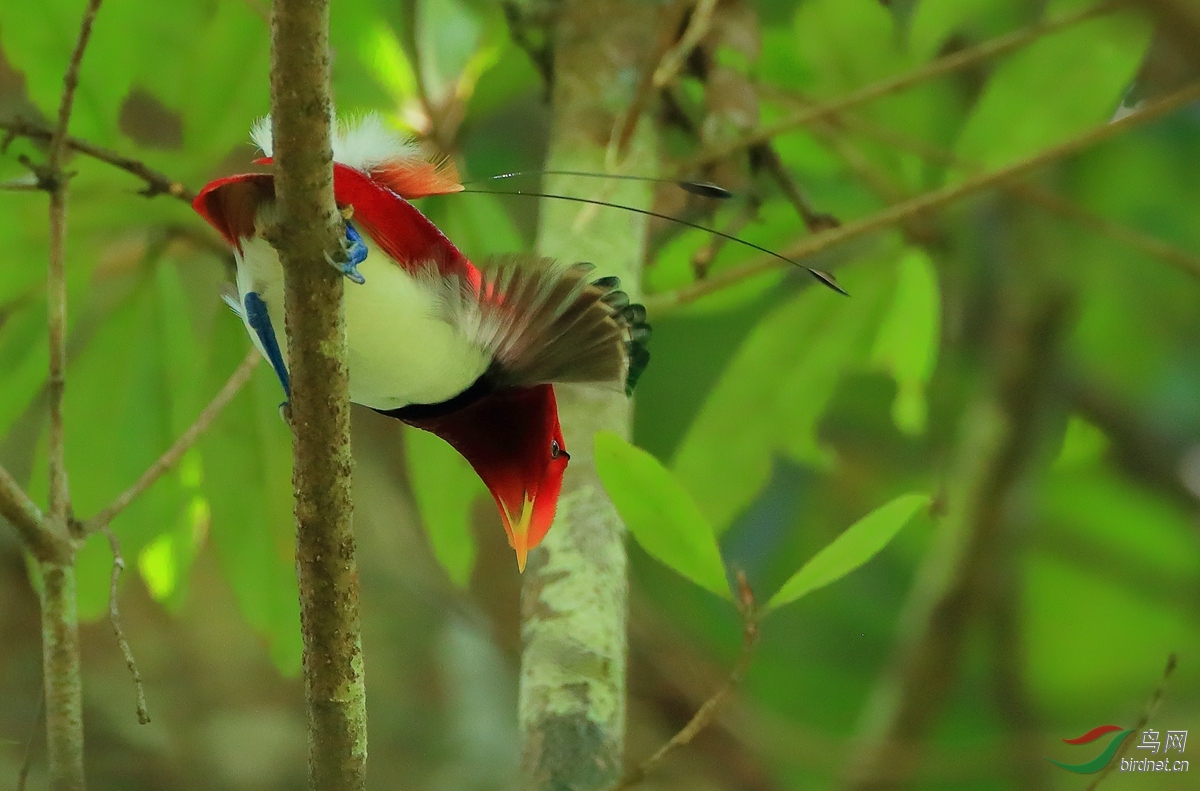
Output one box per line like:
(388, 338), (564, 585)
(192, 116), (650, 572)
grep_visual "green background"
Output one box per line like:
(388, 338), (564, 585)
(1, 0), (1198, 788)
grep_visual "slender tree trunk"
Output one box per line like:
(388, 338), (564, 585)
(37, 0), (104, 783)
(40, 560), (84, 791)
(268, 0), (367, 788)
(520, 3), (658, 790)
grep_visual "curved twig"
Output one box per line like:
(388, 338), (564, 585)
(611, 573), (761, 791)
(82, 347), (260, 534)
(1, 118), (195, 203)
(0, 464), (52, 557)
(647, 81), (1200, 312)
(770, 98), (1200, 280)
(693, 1), (1121, 167)
(102, 526), (150, 725)
(1086, 654), (1178, 790)
(652, 0), (718, 90)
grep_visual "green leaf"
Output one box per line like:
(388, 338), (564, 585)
(908, 0), (1020, 63)
(791, 0), (959, 191)
(154, 259), (205, 433)
(360, 21), (421, 107)
(24, 272), (201, 618)
(793, 0), (908, 95)
(0, 0), (270, 163)
(870, 248), (940, 434)
(1052, 415), (1109, 470)
(777, 268), (894, 466)
(404, 426), (483, 588)
(183, 0), (271, 165)
(136, 451), (207, 611)
(417, 0), (484, 103)
(953, 3), (1152, 173)
(199, 317), (302, 675)
(1040, 469), (1198, 580)
(672, 264), (893, 533)
(0, 0), (124, 146)
(768, 493), (929, 610)
(670, 292), (817, 533)
(594, 432), (730, 599)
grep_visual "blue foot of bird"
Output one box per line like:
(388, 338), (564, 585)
(328, 222), (368, 284)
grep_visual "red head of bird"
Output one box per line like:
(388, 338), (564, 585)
(400, 383), (568, 571)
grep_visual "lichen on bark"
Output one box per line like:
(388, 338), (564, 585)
(519, 3), (660, 790)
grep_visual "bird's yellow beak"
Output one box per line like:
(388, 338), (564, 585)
(501, 494), (536, 572)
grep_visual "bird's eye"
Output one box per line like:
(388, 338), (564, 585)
(550, 440), (567, 460)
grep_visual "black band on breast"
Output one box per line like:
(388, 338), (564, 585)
(374, 372), (495, 422)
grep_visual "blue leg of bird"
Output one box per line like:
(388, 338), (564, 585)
(243, 292), (291, 405)
(327, 221), (368, 284)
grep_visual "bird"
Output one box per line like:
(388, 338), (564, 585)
(192, 115), (650, 571)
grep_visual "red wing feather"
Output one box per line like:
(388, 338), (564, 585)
(194, 160), (478, 285)
(331, 163), (480, 285)
(192, 173), (274, 248)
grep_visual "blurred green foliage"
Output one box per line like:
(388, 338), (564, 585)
(2, 0), (1200, 789)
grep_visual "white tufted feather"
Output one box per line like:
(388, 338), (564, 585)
(250, 113), (419, 172)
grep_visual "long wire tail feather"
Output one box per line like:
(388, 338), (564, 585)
(461, 187), (847, 296)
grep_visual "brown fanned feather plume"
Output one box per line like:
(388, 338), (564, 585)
(444, 255), (651, 395)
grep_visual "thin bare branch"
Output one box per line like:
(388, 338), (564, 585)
(695, 1), (1120, 167)
(38, 7), (104, 789)
(751, 142), (839, 234)
(46, 0), (103, 535)
(1014, 185), (1200, 279)
(83, 347), (259, 534)
(652, 0), (718, 89)
(611, 573), (760, 791)
(790, 101), (1200, 279)
(1, 118), (195, 202)
(1086, 654), (1178, 790)
(0, 465), (54, 555)
(48, 1), (102, 171)
(612, 0), (689, 161)
(647, 81), (1200, 312)
(1, 461), (72, 568)
(46, 192), (70, 529)
(38, 561), (84, 791)
(102, 526), (149, 725)
(399, 0), (436, 132)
